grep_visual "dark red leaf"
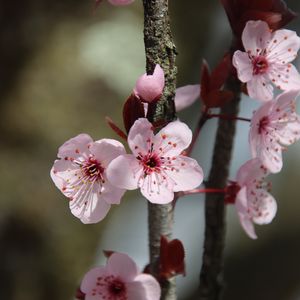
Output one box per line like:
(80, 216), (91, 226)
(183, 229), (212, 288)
(200, 59), (211, 100)
(122, 94), (145, 133)
(105, 116), (127, 141)
(210, 53), (232, 91)
(159, 236), (185, 280)
(204, 90), (234, 108)
(221, 0), (297, 42)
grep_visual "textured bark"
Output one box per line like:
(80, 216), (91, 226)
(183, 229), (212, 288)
(199, 76), (241, 300)
(142, 0), (177, 299)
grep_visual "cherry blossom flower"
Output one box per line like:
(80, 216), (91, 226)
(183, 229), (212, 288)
(80, 252), (161, 300)
(174, 84), (200, 111)
(107, 118), (204, 204)
(249, 89), (300, 173)
(235, 158), (277, 239)
(50, 134), (126, 224)
(134, 64), (165, 103)
(233, 20), (300, 101)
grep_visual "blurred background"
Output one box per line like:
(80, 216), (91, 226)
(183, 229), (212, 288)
(1, 0), (300, 299)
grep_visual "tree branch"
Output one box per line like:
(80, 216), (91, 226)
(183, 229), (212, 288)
(199, 75), (241, 300)
(142, 0), (177, 299)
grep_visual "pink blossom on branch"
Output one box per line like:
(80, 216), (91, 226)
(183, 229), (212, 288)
(174, 84), (200, 111)
(107, 118), (204, 204)
(134, 64), (165, 103)
(50, 134), (126, 224)
(235, 158), (277, 239)
(81, 252), (161, 300)
(249, 89), (300, 173)
(233, 20), (300, 101)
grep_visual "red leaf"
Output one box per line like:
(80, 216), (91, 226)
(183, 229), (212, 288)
(159, 236), (185, 280)
(200, 59), (211, 100)
(105, 117), (127, 141)
(204, 90), (234, 108)
(75, 288), (85, 300)
(210, 53), (231, 91)
(122, 94), (145, 133)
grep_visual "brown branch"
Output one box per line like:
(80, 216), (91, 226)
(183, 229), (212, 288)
(199, 75), (241, 300)
(142, 1), (177, 299)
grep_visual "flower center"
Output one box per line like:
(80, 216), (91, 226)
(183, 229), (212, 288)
(258, 116), (270, 134)
(82, 157), (104, 182)
(252, 55), (269, 75)
(138, 153), (162, 175)
(109, 279), (126, 296)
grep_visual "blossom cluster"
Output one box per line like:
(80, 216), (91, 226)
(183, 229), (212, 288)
(231, 20), (300, 238)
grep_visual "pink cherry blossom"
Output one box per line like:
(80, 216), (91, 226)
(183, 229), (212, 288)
(108, 0), (134, 6)
(50, 134), (126, 224)
(235, 158), (277, 239)
(174, 84), (200, 111)
(107, 118), (204, 204)
(80, 252), (161, 300)
(249, 89), (300, 173)
(233, 20), (300, 101)
(134, 64), (165, 103)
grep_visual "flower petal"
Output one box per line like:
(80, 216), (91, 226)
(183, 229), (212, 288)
(127, 274), (161, 300)
(260, 144), (283, 173)
(106, 154), (142, 190)
(90, 138), (126, 167)
(250, 189), (277, 225)
(154, 120), (192, 156)
(134, 64), (165, 103)
(238, 213), (257, 239)
(269, 64), (300, 91)
(107, 253), (139, 282)
(247, 75), (273, 101)
(69, 185), (111, 224)
(81, 267), (107, 294)
(267, 29), (300, 64)
(242, 21), (272, 54)
(232, 51), (253, 82)
(164, 156), (203, 192)
(174, 84), (200, 111)
(57, 133), (93, 159)
(101, 180), (126, 205)
(139, 173), (174, 204)
(127, 118), (154, 155)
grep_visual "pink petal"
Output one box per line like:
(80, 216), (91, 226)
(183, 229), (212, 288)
(81, 267), (107, 294)
(250, 190), (277, 225)
(242, 21), (272, 54)
(236, 158), (268, 187)
(269, 64), (300, 91)
(57, 133), (93, 159)
(101, 180), (126, 205)
(260, 145), (283, 173)
(134, 64), (165, 103)
(139, 173), (174, 204)
(164, 156), (203, 192)
(127, 118), (154, 155)
(69, 187), (111, 224)
(90, 138), (126, 167)
(127, 274), (161, 300)
(232, 51), (253, 82)
(106, 154), (142, 190)
(154, 120), (192, 156)
(107, 253), (139, 282)
(108, 0), (134, 5)
(267, 29), (300, 64)
(238, 213), (257, 239)
(247, 75), (273, 101)
(174, 84), (200, 111)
